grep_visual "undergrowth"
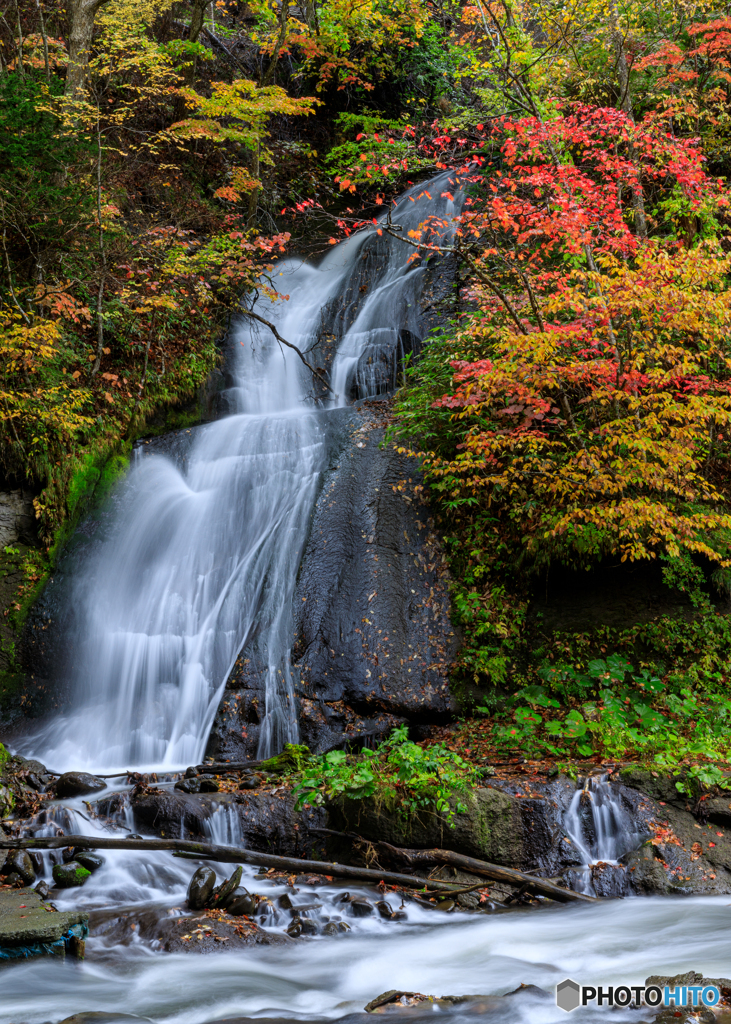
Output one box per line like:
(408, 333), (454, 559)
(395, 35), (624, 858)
(293, 724), (478, 824)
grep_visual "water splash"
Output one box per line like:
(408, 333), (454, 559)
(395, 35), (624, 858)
(27, 171), (465, 772)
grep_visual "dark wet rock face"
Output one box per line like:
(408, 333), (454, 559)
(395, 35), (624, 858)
(207, 404), (459, 760)
(324, 771), (731, 897)
(293, 412), (458, 721)
(126, 789), (327, 859)
(54, 771), (107, 798)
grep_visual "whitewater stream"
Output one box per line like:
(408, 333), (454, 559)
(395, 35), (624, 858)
(4, 785), (731, 1024)
(4, 791), (731, 1024)
(4, 175), (730, 1023)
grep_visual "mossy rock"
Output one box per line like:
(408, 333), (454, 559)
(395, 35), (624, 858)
(53, 861), (91, 888)
(0, 782), (15, 817)
(0, 743), (9, 769)
(259, 743), (314, 774)
(329, 787), (525, 869)
(619, 766), (684, 806)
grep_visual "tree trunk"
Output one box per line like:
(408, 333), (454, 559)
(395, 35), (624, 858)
(610, 10), (647, 238)
(261, 0), (289, 86)
(15, 1), (25, 78)
(188, 0), (209, 43)
(35, 0), (50, 81)
(65, 0), (110, 97)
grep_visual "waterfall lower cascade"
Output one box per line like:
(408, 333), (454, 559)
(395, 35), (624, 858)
(27, 171), (464, 773)
(562, 775), (638, 895)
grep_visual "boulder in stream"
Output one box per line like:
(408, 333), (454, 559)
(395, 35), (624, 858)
(208, 866), (243, 909)
(186, 866), (216, 910)
(117, 907), (289, 953)
(53, 861), (92, 887)
(54, 771), (107, 798)
(226, 890), (257, 916)
(75, 851), (105, 872)
(2, 849), (36, 885)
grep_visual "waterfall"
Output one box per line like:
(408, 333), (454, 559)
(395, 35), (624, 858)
(202, 802), (244, 847)
(562, 775), (637, 895)
(27, 171), (464, 773)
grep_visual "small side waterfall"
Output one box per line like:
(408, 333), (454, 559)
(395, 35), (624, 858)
(27, 171), (465, 772)
(562, 775), (638, 895)
(202, 802), (244, 847)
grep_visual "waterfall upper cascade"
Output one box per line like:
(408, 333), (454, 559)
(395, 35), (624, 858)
(26, 171), (464, 773)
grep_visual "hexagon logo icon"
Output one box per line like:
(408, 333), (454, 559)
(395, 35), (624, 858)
(556, 979), (581, 1012)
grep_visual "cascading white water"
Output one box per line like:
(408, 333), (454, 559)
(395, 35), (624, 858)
(26, 171), (465, 773)
(562, 775), (637, 894)
(202, 802), (244, 847)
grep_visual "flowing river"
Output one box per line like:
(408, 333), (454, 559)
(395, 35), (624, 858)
(4, 786), (731, 1024)
(4, 174), (731, 1024)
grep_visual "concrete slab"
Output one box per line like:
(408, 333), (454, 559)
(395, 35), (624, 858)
(0, 885), (88, 958)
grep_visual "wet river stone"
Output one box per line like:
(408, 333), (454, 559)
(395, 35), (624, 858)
(350, 898), (374, 917)
(53, 861), (92, 887)
(209, 866), (243, 909)
(54, 772), (107, 798)
(2, 849), (36, 885)
(226, 890), (257, 916)
(75, 851), (104, 872)
(187, 866), (216, 910)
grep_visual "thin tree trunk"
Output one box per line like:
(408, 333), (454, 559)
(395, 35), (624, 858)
(131, 312), (156, 422)
(247, 139), (260, 228)
(90, 125), (107, 377)
(261, 0), (289, 86)
(610, 11), (647, 238)
(15, 1), (25, 77)
(0, 201), (30, 324)
(188, 0), (208, 42)
(35, 0), (50, 81)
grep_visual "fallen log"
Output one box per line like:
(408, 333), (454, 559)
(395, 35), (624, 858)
(0, 834), (596, 902)
(314, 828), (595, 904)
(372, 840), (595, 903)
(192, 762), (263, 775)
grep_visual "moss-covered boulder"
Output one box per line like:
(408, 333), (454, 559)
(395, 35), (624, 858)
(259, 743), (315, 774)
(328, 787), (526, 869)
(0, 783), (14, 817)
(53, 861), (91, 888)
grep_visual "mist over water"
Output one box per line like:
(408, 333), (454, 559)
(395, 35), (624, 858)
(26, 172), (463, 773)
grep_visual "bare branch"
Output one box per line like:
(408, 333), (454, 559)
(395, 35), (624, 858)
(243, 308), (336, 396)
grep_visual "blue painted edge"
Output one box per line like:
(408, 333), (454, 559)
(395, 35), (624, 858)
(0, 921), (89, 960)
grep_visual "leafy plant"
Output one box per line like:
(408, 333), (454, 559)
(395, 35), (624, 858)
(482, 653), (731, 766)
(294, 725), (477, 824)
